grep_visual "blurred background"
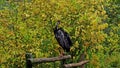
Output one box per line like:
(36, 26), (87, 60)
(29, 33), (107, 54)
(0, 0), (120, 68)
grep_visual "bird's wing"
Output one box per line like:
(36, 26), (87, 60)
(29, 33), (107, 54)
(64, 31), (72, 46)
(55, 30), (65, 49)
(59, 29), (71, 50)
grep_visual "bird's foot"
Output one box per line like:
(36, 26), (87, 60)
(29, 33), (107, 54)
(59, 53), (65, 57)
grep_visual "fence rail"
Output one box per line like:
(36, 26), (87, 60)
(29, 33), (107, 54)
(30, 55), (71, 63)
(64, 60), (89, 68)
(25, 53), (89, 68)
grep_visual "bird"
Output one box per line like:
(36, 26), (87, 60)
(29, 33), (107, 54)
(53, 21), (72, 55)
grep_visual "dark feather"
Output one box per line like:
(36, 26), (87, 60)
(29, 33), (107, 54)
(53, 22), (72, 52)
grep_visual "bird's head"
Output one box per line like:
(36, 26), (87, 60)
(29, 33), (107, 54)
(54, 20), (61, 30)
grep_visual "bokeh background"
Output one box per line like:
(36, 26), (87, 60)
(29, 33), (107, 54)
(0, 0), (120, 68)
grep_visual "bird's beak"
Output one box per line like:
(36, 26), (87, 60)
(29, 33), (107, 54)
(55, 20), (60, 29)
(57, 20), (60, 26)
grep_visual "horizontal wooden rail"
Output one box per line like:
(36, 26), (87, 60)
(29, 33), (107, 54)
(64, 60), (89, 68)
(26, 53), (89, 68)
(25, 53), (71, 68)
(29, 55), (71, 63)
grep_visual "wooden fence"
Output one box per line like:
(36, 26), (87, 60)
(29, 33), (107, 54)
(25, 53), (89, 68)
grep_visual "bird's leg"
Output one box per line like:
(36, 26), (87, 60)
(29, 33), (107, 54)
(59, 53), (64, 57)
(58, 47), (65, 57)
(61, 51), (65, 56)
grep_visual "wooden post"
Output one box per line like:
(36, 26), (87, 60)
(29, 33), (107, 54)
(60, 59), (65, 68)
(79, 53), (86, 68)
(25, 53), (33, 68)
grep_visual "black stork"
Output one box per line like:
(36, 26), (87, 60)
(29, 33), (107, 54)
(53, 21), (72, 55)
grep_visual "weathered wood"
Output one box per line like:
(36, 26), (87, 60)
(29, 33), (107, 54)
(29, 55), (71, 64)
(64, 60), (89, 68)
(25, 53), (33, 68)
(79, 53), (86, 68)
(60, 59), (66, 68)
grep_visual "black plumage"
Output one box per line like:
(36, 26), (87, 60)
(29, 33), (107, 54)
(53, 21), (72, 52)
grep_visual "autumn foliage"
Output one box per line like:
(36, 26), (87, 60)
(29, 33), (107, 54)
(0, 0), (120, 68)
